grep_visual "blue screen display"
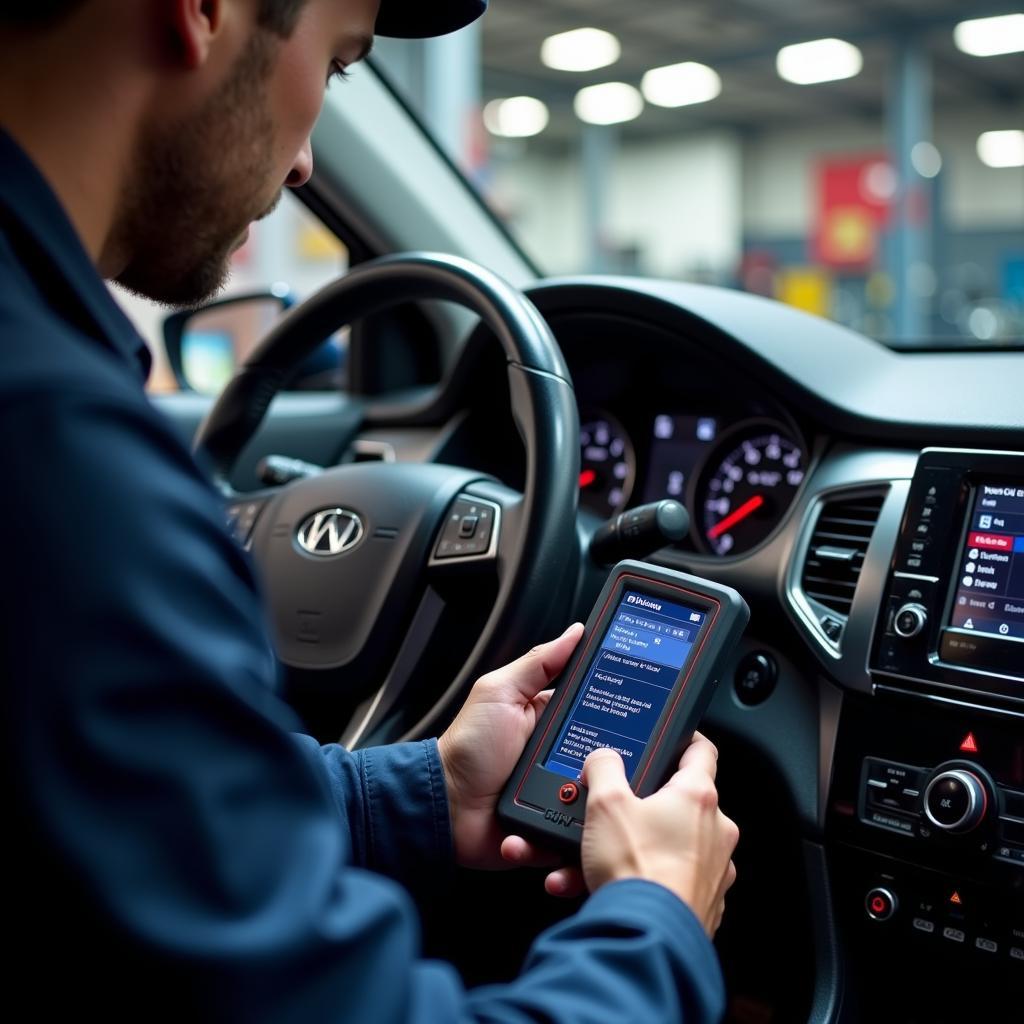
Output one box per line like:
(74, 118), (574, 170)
(544, 590), (706, 783)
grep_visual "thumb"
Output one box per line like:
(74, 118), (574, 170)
(497, 622), (584, 701)
(581, 746), (631, 796)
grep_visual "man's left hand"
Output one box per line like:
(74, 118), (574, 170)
(438, 623), (584, 877)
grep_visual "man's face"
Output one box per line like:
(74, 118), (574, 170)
(113, 0), (378, 307)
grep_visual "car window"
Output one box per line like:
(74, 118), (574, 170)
(115, 191), (349, 394)
(375, 4), (1024, 349)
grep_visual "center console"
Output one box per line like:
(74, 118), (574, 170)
(827, 449), (1023, 1017)
(872, 447), (1024, 701)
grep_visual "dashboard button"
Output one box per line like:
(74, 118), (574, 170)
(734, 652), (777, 706)
(865, 887), (897, 921)
(894, 603), (928, 638)
(924, 769), (988, 832)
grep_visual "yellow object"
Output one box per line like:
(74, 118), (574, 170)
(776, 267), (831, 317)
(298, 222), (347, 262)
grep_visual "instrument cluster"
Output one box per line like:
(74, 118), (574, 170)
(578, 407), (807, 557)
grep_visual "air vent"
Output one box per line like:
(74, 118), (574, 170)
(801, 493), (885, 617)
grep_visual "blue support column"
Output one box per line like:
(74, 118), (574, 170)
(887, 35), (933, 343)
(582, 124), (616, 274)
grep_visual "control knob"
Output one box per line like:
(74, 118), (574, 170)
(893, 603), (928, 638)
(923, 766), (988, 833)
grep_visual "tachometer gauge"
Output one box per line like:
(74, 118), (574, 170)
(697, 425), (805, 556)
(579, 412), (636, 517)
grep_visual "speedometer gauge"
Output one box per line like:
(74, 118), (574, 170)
(579, 412), (635, 517)
(697, 425), (805, 555)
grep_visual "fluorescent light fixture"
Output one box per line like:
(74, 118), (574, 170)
(641, 61), (722, 107)
(776, 38), (863, 85)
(977, 129), (1024, 168)
(574, 82), (643, 126)
(954, 14), (1024, 57)
(541, 27), (620, 72)
(483, 96), (550, 138)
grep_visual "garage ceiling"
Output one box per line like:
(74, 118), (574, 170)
(479, 0), (1024, 145)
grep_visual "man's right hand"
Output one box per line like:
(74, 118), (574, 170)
(574, 733), (739, 938)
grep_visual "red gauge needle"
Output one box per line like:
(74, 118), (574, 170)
(708, 494), (765, 540)
(579, 469), (597, 488)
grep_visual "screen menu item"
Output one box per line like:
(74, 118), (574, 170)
(543, 590), (706, 782)
(948, 481), (1024, 642)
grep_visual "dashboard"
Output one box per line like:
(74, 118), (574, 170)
(348, 276), (1024, 1020)
(548, 308), (814, 559)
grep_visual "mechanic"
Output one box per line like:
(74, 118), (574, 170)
(0, 2), (739, 1021)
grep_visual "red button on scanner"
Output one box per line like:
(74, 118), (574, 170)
(558, 782), (579, 804)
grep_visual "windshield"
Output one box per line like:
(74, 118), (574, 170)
(375, 3), (1024, 349)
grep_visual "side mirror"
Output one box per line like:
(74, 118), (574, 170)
(162, 289), (294, 394)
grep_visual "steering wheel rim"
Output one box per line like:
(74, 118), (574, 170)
(194, 252), (580, 744)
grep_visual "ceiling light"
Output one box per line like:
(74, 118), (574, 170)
(776, 38), (863, 85)
(541, 27), (621, 72)
(954, 14), (1024, 57)
(483, 96), (550, 138)
(641, 61), (722, 108)
(977, 129), (1024, 168)
(574, 82), (643, 126)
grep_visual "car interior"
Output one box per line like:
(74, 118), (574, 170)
(122, 6), (1023, 1021)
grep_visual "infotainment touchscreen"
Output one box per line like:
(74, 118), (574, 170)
(947, 480), (1024, 642)
(542, 589), (706, 783)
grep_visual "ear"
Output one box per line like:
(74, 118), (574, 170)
(168, 0), (224, 69)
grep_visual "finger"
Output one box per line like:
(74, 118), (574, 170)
(544, 866), (586, 899)
(531, 688), (555, 713)
(498, 623), (584, 701)
(668, 733), (719, 785)
(712, 900), (725, 936)
(499, 833), (566, 869)
(581, 746), (630, 794)
(724, 858), (738, 892)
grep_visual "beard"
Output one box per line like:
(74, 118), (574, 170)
(112, 30), (282, 308)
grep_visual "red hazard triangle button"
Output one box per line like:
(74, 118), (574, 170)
(949, 891), (963, 906)
(959, 732), (978, 754)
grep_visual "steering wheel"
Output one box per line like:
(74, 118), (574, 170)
(194, 253), (580, 747)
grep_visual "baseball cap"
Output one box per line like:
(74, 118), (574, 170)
(376, 1), (488, 39)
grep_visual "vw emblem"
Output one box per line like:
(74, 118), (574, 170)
(296, 508), (363, 556)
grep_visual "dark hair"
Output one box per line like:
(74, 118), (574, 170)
(1, 1), (309, 36)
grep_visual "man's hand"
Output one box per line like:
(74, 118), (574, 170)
(437, 623), (584, 871)
(566, 737), (739, 937)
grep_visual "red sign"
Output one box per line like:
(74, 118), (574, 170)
(813, 154), (893, 269)
(969, 532), (1013, 551)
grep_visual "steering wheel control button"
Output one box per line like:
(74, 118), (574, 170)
(894, 603), (928, 638)
(558, 782), (579, 804)
(225, 500), (264, 547)
(924, 769), (987, 832)
(734, 651), (777, 706)
(433, 496), (499, 561)
(865, 887), (897, 921)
